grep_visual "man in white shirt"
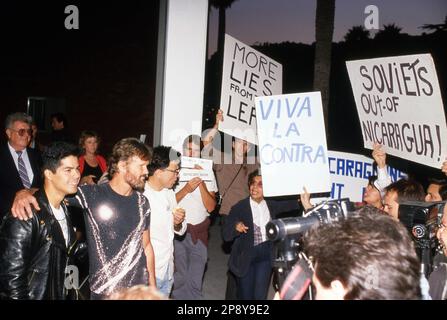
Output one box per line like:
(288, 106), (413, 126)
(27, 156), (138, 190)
(171, 135), (217, 299)
(144, 146), (186, 296)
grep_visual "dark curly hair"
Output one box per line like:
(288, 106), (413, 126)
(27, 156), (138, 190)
(304, 206), (421, 300)
(148, 146), (181, 176)
(42, 142), (79, 173)
(107, 138), (152, 177)
(384, 178), (425, 202)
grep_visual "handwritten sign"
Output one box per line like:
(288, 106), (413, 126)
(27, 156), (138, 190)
(255, 92), (331, 196)
(346, 54), (447, 168)
(220, 34), (282, 144)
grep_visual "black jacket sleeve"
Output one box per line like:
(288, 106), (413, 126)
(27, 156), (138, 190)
(0, 215), (34, 299)
(222, 203), (244, 242)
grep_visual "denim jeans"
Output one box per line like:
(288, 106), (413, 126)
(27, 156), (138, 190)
(156, 264), (173, 297)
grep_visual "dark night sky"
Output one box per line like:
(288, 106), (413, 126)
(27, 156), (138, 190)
(208, 0), (447, 56)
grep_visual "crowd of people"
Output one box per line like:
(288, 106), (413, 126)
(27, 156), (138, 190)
(0, 111), (446, 300)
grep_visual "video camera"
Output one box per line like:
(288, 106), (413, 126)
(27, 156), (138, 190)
(266, 198), (355, 293)
(398, 200), (446, 277)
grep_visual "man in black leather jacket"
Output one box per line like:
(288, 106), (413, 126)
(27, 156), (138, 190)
(0, 142), (80, 299)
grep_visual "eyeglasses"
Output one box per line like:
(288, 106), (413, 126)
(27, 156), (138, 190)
(164, 168), (180, 175)
(10, 128), (33, 137)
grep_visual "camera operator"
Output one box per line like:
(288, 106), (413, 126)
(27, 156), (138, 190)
(383, 179), (425, 221)
(304, 206), (422, 300)
(428, 194), (447, 299)
(425, 178), (447, 202)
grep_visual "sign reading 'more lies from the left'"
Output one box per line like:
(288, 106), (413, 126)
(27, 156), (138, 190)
(346, 54), (447, 169)
(255, 92), (331, 197)
(220, 34), (282, 145)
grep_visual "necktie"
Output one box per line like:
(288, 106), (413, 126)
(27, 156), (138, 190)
(16, 151), (31, 189)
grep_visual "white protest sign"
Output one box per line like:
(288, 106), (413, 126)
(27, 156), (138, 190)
(327, 150), (407, 202)
(346, 54), (447, 168)
(179, 168), (213, 182)
(179, 156), (213, 181)
(181, 156), (213, 171)
(220, 34), (282, 145)
(255, 92), (331, 197)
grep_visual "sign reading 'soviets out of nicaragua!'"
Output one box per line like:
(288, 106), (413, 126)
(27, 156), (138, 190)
(220, 34), (282, 145)
(255, 92), (331, 197)
(346, 54), (447, 168)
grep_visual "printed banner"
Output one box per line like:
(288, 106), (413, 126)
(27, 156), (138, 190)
(327, 150), (407, 202)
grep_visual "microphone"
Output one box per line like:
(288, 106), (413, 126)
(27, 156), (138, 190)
(266, 198), (354, 242)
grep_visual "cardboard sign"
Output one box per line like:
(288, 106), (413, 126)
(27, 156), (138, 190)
(346, 54), (447, 168)
(220, 34), (282, 144)
(327, 150), (407, 202)
(255, 92), (331, 197)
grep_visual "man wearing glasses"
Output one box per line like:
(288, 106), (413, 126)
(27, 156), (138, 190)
(144, 145), (186, 297)
(0, 112), (42, 218)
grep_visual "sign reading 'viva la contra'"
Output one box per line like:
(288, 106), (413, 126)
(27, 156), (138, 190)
(219, 34), (282, 145)
(255, 92), (331, 197)
(346, 54), (447, 169)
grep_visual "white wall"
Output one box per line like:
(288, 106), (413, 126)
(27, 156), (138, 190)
(155, 0), (209, 152)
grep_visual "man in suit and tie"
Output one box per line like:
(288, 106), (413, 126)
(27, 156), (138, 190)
(0, 112), (42, 217)
(222, 170), (301, 300)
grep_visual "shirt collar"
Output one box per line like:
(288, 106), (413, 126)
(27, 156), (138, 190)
(250, 197), (266, 208)
(8, 142), (27, 156)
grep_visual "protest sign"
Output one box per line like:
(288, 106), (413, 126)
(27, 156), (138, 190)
(327, 150), (407, 202)
(346, 54), (447, 168)
(181, 156), (213, 171)
(179, 169), (213, 182)
(179, 156), (213, 181)
(255, 92), (331, 197)
(220, 34), (282, 145)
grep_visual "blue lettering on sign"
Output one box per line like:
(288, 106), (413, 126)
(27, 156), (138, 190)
(272, 122), (300, 138)
(261, 144), (326, 165)
(329, 157), (336, 174)
(330, 182), (345, 199)
(258, 96), (312, 120)
(388, 166), (407, 181)
(328, 156), (406, 180)
(346, 160), (354, 177)
(355, 161), (363, 178)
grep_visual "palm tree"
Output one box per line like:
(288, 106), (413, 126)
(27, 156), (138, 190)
(209, 0), (239, 98)
(210, 0), (239, 59)
(374, 23), (403, 41)
(344, 25), (370, 43)
(421, 15), (447, 33)
(313, 0), (336, 137)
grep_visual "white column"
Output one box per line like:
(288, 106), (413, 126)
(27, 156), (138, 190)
(154, 0), (209, 152)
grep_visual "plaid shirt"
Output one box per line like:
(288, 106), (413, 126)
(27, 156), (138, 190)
(253, 223), (263, 246)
